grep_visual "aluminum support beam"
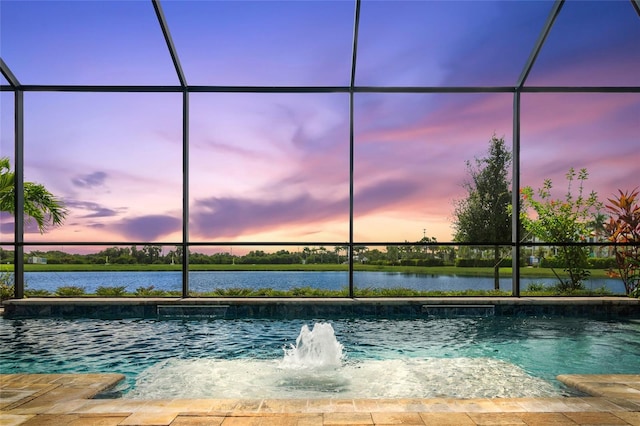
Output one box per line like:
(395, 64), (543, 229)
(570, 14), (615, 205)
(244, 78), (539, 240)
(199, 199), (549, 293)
(348, 0), (361, 298)
(511, 92), (522, 297)
(181, 91), (190, 297)
(0, 58), (21, 88)
(8, 85), (640, 94)
(517, 0), (564, 89)
(152, 0), (188, 88)
(0, 59), (24, 297)
(631, 0), (640, 17)
(14, 91), (25, 298)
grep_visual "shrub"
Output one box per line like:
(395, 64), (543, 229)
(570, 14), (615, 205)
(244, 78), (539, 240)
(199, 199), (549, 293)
(538, 256), (615, 271)
(25, 289), (52, 297)
(539, 256), (562, 268)
(354, 287), (510, 297)
(134, 285), (167, 297)
(455, 258), (510, 268)
(211, 287), (254, 296)
(588, 257), (616, 269)
(526, 282), (547, 292)
(287, 286), (337, 297)
(522, 283), (612, 296)
(95, 286), (127, 296)
(55, 286), (86, 296)
(548, 284), (612, 296)
(0, 270), (14, 301)
(398, 258), (445, 267)
(252, 287), (275, 296)
(415, 258), (445, 267)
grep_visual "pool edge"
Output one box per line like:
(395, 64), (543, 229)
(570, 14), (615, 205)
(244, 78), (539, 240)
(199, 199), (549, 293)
(2, 296), (639, 319)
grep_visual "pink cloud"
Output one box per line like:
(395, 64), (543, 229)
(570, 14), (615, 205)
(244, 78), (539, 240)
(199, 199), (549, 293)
(191, 194), (347, 239)
(189, 178), (423, 240)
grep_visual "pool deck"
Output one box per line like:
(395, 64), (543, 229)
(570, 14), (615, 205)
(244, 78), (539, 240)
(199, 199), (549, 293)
(1, 373), (640, 425)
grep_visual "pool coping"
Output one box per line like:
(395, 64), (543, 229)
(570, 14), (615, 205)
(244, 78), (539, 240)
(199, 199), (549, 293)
(1, 373), (639, 425)
(3, 296), (640, 319)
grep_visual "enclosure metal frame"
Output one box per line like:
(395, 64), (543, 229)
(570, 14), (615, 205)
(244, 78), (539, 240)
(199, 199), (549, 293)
(2, 0), (640, 299)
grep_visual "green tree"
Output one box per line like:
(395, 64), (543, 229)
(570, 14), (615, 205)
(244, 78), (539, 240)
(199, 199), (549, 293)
(417, 235), (438, 258)
(142, 245), (162, 264)
(317, 246), (327, 263)
(0, 156), (67, 233)
(385, 246), (400, 265)
(452, 135), (512, 289)
(301, 247), (311, 264)
(520, 168), (602, 291)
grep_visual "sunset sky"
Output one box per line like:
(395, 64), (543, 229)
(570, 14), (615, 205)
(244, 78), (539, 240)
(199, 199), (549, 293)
(1, 0), (639, 251)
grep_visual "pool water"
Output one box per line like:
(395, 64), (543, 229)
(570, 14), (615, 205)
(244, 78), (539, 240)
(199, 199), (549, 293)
(1, 317), (638, 399)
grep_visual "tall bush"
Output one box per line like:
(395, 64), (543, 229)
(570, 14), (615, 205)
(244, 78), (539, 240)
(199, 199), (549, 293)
(520, 168), (602, 291)
(605, 188), (640, 296)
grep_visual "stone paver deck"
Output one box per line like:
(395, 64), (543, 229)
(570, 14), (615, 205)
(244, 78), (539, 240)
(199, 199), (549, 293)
(1, 374), (639, 425)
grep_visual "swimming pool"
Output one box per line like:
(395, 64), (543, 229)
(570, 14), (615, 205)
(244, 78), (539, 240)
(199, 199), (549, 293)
(1, 316), (638, 399)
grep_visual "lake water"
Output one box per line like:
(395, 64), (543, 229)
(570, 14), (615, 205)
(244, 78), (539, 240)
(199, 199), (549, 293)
(22, 270), (626, 294)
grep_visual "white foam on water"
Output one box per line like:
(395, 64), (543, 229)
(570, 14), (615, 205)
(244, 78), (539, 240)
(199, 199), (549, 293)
(124, 322), (561, 399)
(125, 357), (560, 399)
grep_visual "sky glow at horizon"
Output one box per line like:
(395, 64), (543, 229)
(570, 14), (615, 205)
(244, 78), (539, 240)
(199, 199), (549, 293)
(1, 0), (639, 254)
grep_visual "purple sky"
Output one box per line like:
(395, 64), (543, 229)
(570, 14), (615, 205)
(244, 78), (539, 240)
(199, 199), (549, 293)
(1, 0), (639, 250)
